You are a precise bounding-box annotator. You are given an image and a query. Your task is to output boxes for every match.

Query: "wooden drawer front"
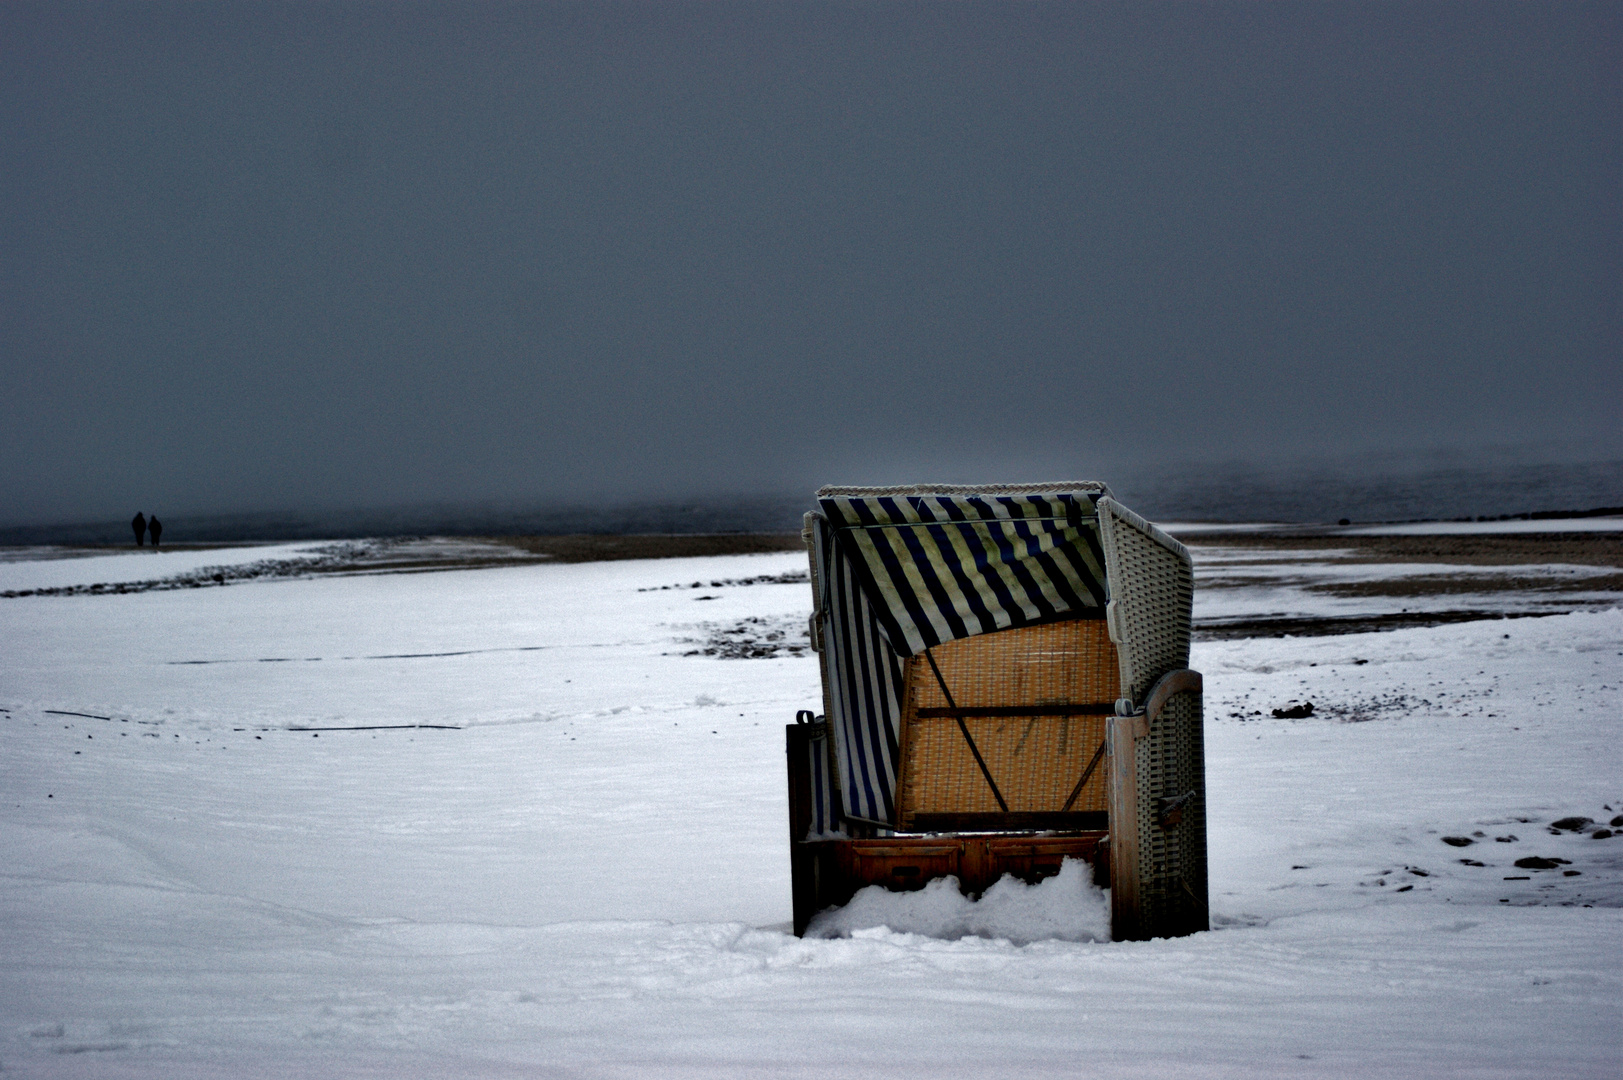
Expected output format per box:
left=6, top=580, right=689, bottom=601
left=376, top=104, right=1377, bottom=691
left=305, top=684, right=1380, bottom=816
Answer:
left=839, top=843, right=961, bottom=892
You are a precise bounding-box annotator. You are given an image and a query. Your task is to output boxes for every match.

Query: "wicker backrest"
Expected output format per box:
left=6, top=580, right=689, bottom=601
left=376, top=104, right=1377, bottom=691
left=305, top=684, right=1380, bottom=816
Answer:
left=1097, top=496, right=1194, bottom=703
left=895, top=618, right=1121, bottom=827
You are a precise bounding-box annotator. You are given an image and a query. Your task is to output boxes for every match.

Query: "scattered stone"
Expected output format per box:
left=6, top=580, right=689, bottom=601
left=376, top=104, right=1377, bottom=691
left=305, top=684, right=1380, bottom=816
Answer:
left=1550, top=817, right=1593, bottom=832
left=1611, top=815, right=1623, bottom=827
left=1408, top=868, right=1429, bottom=877
left=1591, top=829, right=1613, bottom=839
left=0, top=539, right=398, bottom=599
left=1395, top=884, right=1413, bottom=892
left=639, top=570, right=808, bottom=593
left=1513, top=857, right=1571, bottom=870
left=1441, top=836, right=1474, bottom=847
left=1495, top=835, right=1518, bottom=842
left=680, top=616, right=812, bottom=659
left=1272, top=702, right=1314, bottom=719
left=1563, top=870, right=1582, bottom=876
left=1459, top=859, right=1486, bottom=867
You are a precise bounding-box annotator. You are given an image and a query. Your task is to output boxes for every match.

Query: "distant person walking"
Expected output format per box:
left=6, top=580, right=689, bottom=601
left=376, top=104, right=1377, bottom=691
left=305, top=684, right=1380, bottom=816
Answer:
left=148, top=516, right=162, bottom=548
left=132, top=512, right=147, bottom=547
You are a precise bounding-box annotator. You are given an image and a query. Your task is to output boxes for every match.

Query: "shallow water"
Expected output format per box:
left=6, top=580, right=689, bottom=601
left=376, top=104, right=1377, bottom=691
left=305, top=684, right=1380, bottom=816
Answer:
left=3, top=457, right=1619, bottom=545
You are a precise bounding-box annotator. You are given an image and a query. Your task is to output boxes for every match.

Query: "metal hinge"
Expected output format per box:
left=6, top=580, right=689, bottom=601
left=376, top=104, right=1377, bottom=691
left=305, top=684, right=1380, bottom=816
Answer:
left=1158, top=789, right=1198, bottom=829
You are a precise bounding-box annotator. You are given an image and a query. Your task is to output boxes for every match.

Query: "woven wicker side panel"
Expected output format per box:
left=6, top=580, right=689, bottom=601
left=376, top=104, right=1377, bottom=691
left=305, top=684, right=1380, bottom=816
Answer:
left=1101, top=506, right=1193, bottom=703
left=898, top=620, right=1118, bottom=822
left=1134, top=690, right=1208, bottom=936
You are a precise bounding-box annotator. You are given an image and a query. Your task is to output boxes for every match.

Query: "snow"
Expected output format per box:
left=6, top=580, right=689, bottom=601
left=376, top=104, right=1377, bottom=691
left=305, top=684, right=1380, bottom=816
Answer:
left=1, top=546, right=1619, bottom=1077
left=807, top=858, right=1112, bottom=944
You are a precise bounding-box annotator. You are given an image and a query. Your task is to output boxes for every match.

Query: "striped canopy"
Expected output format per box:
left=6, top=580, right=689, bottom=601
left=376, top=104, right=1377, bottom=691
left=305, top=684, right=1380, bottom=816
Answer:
left=817, top=484, right=1113, bottom=658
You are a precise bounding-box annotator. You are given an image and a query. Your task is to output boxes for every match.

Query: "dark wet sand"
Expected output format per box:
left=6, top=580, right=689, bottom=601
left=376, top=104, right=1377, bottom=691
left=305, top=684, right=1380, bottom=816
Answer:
left=1181, top=530, right=1622, bottom=638
left=504, top=528, right=1623, bottom=567
left=9, top=532, right=1618, bottom=642
left=1176, top=530, right=1623, bottom=569
left=513, top=531, right=1622, bottom=639
left=510, top=529, right=1623, bottom=568
left=28, top=528, right=1618, bottom=568
left=499, top=533, right=805, bottom=562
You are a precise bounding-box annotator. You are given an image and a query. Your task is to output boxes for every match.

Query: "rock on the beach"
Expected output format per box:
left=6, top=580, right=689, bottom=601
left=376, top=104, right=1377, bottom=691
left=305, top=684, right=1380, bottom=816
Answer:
left=1550, top=817, right=1593, bottom=831
left=1513, top=856, right=1571, bottom=870
left=1442, top=836, right=1474, bottom=847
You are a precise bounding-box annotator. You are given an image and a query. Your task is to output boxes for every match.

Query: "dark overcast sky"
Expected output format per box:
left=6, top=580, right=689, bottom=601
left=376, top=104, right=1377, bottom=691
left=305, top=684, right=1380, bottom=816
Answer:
left=2, top=1, right=1618, bottom=524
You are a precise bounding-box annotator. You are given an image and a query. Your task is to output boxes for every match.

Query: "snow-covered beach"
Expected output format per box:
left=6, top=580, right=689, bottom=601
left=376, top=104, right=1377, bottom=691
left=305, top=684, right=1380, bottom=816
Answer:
left=2, top=530, right=1619, bottom=1078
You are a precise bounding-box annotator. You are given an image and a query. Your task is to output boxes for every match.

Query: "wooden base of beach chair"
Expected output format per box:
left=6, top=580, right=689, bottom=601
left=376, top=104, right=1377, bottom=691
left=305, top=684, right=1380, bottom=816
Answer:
left=789, top=833, right=1109, bottom=938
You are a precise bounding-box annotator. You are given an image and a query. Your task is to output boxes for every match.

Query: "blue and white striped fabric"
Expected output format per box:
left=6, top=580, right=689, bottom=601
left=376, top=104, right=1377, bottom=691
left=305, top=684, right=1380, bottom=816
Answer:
left=813, top=515, right=904, bottom=826
left=805, top=726, right=840, bottom=838
left=818, top=488, right=1111, bottom=658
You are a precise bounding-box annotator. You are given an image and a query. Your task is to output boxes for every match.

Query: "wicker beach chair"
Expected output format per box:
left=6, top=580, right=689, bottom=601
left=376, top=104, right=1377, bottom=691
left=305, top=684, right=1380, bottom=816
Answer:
left=786, top=483, right=1206, bottom=941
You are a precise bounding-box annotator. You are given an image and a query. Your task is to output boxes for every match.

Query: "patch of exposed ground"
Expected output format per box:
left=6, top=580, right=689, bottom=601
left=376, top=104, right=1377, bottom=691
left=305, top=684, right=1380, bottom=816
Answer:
left=1195, top=611, right=1546, bottom=640
left=674, top=616, right=812, bottom=659
left=1181, top=531, right=1623, bottom=569
left=638, top=570, right=808, bottom=593
left=0, top=543, right=275, bottom=564
left=501, top=533, right=803, bottom=562
left=1186, top=531, right=1623, bottom=638
left=2, top=534, right=807, bottom=598
left=1310, top=571, right=1623, bottom=598
left=0, top=538, right=550, bottom=598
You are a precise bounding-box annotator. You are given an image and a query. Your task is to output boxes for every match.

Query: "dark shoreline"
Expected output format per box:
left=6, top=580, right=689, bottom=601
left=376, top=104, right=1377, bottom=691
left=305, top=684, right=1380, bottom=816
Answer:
left=499, top=533, right=805, bottom=562
left=5, top=533, right=1620, bottom=645
left=1176, top=530, right=1623, bottom=568
left=3, top=456, right=1617, bottom=548
left=1192, top=610, right=1548, bottom=641
left=12, top=526, right=1622, bottom=564
left=0, top=534, right=810, bottom=600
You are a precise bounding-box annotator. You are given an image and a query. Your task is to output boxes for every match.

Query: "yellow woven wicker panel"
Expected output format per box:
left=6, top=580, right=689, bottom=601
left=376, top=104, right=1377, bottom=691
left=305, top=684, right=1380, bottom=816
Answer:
left=898, top=619, right=1120, bottom=821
